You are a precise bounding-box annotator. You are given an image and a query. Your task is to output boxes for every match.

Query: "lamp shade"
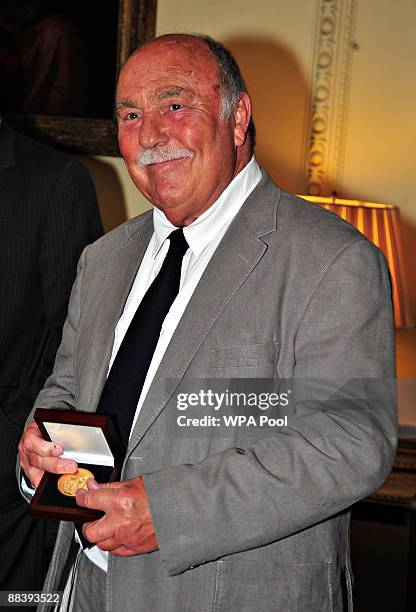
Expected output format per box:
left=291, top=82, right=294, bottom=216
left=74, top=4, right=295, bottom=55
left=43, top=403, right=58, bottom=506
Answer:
left=299, top=196, right=413, bottom=328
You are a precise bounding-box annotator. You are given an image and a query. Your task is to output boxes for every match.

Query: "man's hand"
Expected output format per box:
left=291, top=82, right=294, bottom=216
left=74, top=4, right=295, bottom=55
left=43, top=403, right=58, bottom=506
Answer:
left=18, top=420, right=78, bottom=487
left=76, top=476, right=158, bottom=556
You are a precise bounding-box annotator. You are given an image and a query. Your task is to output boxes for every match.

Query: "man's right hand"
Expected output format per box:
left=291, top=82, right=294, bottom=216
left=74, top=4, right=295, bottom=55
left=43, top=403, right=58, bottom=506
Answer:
left=18, top=420, right=78, bottom=488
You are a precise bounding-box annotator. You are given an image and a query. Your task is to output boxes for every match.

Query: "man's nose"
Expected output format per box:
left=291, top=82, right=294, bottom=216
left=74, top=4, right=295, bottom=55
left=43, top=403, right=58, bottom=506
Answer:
left=139, top=111, right=168, bottom=149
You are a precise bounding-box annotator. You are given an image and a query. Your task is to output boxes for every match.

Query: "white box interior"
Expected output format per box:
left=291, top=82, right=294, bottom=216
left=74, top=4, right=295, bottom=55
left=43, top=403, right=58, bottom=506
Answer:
left=44, top=422, right=114, bottom=466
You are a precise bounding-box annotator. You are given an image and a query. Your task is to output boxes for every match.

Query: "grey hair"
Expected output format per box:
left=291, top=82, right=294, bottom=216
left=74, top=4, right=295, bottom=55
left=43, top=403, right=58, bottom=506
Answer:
left=194, top=34, right=256, bottom=148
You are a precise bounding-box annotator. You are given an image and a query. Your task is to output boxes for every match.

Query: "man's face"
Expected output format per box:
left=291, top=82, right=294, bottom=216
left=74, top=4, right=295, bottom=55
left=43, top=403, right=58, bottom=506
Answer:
left=116, top=36, right=250, bottom=226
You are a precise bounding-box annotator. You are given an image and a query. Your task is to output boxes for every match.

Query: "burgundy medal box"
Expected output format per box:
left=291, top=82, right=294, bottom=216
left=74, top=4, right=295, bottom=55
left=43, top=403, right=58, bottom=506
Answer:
left=28, top=408, right=124, bottom=522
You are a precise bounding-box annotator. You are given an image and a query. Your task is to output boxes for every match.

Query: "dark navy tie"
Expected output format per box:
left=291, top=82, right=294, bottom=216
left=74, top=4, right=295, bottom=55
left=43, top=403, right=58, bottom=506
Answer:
left=96, top=229, right=189, bottom=448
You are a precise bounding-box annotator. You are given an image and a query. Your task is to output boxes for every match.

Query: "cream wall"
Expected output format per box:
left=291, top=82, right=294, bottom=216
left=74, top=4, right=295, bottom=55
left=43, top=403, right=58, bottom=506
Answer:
left=342, top=0, right=416, bottom=324
left=78, top=0, right=416, bottom=376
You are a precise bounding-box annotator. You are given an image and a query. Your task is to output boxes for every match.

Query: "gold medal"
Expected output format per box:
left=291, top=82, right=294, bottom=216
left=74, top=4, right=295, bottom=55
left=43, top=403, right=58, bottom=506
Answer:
left=57, top=468, right=95, bottom=497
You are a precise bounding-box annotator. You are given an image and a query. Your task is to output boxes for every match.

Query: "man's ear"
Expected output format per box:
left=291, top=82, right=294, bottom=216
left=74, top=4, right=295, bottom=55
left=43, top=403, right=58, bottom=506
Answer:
left=233, top=93, right=252, bottom=147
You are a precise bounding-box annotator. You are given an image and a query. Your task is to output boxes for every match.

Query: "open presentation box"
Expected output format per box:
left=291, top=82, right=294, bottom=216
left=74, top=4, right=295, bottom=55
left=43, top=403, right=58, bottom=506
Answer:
left=28, top=408, right=124, bottom=522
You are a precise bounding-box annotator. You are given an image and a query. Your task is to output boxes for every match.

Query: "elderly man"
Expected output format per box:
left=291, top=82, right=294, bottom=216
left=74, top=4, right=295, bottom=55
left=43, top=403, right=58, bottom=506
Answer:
left=19, top=34, right=396, bottom=611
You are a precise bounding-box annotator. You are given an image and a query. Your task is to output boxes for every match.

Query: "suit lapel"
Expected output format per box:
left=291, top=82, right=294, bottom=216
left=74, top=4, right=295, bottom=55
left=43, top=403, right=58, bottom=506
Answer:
left=127, top=173, right=281, bottom=452
left=85, top=214, right=154, bottom=410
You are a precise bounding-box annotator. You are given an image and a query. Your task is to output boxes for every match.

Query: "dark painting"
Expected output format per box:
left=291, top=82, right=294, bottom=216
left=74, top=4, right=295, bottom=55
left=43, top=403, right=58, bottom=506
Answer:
left=0, top=0, right=156, bottom=154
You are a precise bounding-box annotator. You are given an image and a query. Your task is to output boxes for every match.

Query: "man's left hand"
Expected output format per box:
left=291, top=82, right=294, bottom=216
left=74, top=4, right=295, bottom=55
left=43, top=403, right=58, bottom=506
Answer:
left=76, top=476, right=158, bottom=556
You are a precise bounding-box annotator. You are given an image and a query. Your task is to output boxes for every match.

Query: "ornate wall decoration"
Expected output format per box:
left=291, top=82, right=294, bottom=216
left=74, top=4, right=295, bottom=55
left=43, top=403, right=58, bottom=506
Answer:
left=303, top=0, right=358, bottom=196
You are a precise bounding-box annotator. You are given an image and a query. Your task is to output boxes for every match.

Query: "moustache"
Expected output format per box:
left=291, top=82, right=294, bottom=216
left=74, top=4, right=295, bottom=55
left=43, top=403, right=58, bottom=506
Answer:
left=138, top=146, right=193, bottom=167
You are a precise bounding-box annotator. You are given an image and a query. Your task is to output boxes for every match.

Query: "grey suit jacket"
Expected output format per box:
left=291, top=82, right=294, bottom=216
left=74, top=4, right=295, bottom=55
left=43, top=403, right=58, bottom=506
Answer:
left=34, top=172, right=397, bottom=611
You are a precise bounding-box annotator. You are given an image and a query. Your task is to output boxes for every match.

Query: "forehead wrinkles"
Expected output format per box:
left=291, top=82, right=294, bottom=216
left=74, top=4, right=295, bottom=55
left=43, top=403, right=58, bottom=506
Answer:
left=119, top=41, right=221, bottom=99
left=118, top=71, right=220, bottom=111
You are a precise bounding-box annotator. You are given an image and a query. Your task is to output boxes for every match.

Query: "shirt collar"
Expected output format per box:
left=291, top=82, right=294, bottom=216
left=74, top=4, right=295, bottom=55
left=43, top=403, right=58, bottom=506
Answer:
left=152, top=156, right=262, bottom=257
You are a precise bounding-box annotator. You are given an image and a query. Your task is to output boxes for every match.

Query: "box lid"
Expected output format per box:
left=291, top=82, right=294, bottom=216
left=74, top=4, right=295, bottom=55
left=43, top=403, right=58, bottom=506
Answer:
left=34, top=408, right=124, bottom=466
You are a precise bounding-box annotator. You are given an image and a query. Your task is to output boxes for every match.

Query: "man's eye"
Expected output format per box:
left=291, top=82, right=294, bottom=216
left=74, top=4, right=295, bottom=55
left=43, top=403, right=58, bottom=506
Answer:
left=169, top=103, right=183, bottom=111
left=124, top=111, right=140, bottom=121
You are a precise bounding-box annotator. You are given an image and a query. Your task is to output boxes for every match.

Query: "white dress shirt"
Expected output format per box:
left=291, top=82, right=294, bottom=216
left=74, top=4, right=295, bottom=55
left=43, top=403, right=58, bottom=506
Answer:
left=84, top=157, right=262, bottom=570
